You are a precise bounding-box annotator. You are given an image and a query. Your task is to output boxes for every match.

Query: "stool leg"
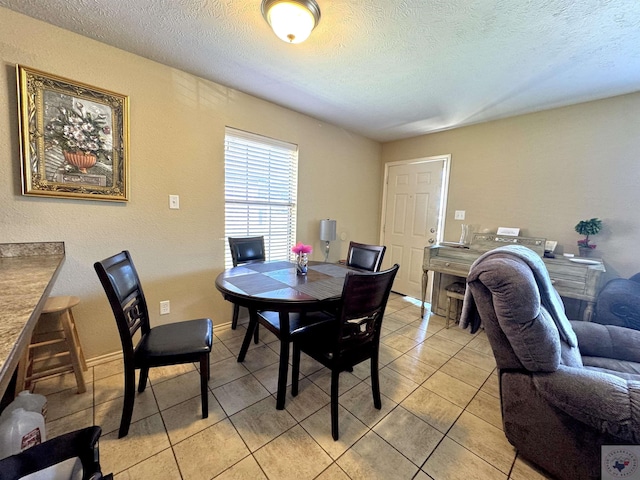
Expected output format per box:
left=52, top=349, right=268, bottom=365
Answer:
left=446, top=297, right=452, bottom=329
left=67, top=309, right=88, bottom=371
left=60, top=310, right=86, bottom=394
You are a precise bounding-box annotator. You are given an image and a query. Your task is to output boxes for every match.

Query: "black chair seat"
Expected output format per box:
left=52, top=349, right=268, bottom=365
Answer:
left=136, top=318, right=212, bottom=364
left=257, top=310, right=335, bottom=337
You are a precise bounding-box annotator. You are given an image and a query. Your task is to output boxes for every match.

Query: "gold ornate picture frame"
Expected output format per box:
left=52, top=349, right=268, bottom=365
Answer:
left=17, top=65, right=129, bottom=201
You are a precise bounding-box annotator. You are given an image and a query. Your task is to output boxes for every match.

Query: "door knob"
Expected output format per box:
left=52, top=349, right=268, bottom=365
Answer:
left=428, top=238, right=435, bottom=244
left=430, top=228, right=436, bottom=233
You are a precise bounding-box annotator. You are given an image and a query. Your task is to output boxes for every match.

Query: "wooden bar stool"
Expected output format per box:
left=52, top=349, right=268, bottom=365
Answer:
left=16, top=296, right=87, bottom=395
left=444, top=282, right=466, bottom=329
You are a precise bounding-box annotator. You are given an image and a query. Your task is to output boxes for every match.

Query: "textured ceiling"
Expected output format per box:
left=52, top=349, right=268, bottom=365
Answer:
left=3, top=0, right=640, bottom=141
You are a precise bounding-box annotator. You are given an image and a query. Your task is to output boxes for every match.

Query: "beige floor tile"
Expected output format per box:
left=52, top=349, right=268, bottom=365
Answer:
left=338, top=382, right=396, bottom=428
left=465, top=390, right=503, bottom=430
left=253, top=362, right=291, bottom=394
left=95, top=387, right=159, bottom=435
left=373, top=406, right=443, bottom=467
left=382, top=317, right=408, bottom=332
left=386, top=354, right=436, bottom=385
left=380, top=332, right=420, bottom=354
left=466, top=334, right=494, bottom=356
left=447, top=411, right=515, bottom=474
left=481, top=371, right=500, bottom=398
left=394, top=324, right=433, bottom=343
left=297, top=352, right=325, bottom=376
left=314, top=463, right=351, bottom=480
left=239, top=344, right=280, bottom=372
left=173, top=419, right=250, bottom=480
left=434, top=325, right=477, bottom=346
left=46, top=407, right=93, bottom=438
left=114, top=448, right=181, bottom=480
left=221, top=330, right=268, bottom=354
left=301, top=404, right=368, bottom=460
left=406, top=343, right=451, bottom=369
left=44, top=384, right=94, bottom=421
left=230, top=396, right=297, bottom=451
left=401, top=386, right=462, bottom=433
left=366, top=367, right=420, bottom=404
left=209, top=356, right=251, bottom=389
left=308, top=368, right=361, bottom=396
left=33, top=369, right=94, bottom=396
left=152, top=370, right=203, bottom=411
left=94, top=359, right=124, bottom=380
left=454, top=346, right=496, bottom=372
left=213, top=373, right=271, bottom=416
left=439, top=357, right=492, bottom=389
left=213, top=456, right=268, bottom=480
left=254, top=425, right=332, bottom=480
left=94, top=372, right=125, bottom=406
left=510, top=454, right=556, bottom=480
left=423, top=335, right=464, bottom=356
left=422, top=436, right=507, bottom=480
left=284, top=378, right=330, bottom=422
left=337, top=430, right=419, bottom=480
left=148, top=363, right=196, bottom=385
left=378, top=344, right=404, bottom=366
left=162, top=391, right=226, bottom=444
left=351, top=360, right=372, bottom=380
left=214, top=324, right=250, bottom=342
left=423, top=371, right=478, bottom=408
left=100, top=414, right=171, bottom=475
left=209, top=340, right=234, bottom=364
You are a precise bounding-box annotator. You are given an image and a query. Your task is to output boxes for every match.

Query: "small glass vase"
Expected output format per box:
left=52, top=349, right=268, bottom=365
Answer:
left=296, top=253, right=308, bottom=275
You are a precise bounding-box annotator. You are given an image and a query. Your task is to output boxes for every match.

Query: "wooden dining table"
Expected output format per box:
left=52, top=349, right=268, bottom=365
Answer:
left=215, top=260, right=355, bottom=409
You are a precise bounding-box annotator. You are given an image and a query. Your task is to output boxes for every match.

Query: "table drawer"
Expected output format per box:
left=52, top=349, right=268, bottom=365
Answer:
left=550, top=276, right=586, bottom=296
left=428, top=258, right=470, bottom=275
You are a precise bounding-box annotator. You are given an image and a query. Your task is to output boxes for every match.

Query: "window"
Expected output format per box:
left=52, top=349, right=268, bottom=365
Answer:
left=224, top=127, right=298, bottom=268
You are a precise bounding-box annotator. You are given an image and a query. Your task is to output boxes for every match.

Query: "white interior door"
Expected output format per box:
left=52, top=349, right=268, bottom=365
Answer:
left=381, top=157, right=448, bottom=298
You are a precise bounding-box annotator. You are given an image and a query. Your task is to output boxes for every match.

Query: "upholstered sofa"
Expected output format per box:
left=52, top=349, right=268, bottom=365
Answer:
left=461, top=245, right=640, bottom=480
left=595, top=272, right=640, bottom=330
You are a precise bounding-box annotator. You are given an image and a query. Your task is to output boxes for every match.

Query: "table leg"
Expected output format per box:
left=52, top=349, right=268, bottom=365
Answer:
left=275, top=310, right=291, bottom=410
left=583, top=301, right=595, bottom=322
left=421, top=270, right=429, bottom=317
left=237, top=309, right=258, bottom=362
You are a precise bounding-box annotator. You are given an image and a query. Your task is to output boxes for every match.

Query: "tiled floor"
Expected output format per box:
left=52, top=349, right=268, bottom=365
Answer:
left=34, top=294, right=555, bottom=479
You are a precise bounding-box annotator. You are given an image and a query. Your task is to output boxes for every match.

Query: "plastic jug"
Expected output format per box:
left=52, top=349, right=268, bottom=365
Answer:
left=1, top=390, right=47, bottom=420
left=0, top=408, right=46, bottom=459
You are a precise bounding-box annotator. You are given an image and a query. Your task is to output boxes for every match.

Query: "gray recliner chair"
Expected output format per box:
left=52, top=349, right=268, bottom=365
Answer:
left=461, top=245, right=640, bottom=480
left=595, top=272, right=640, bottom=330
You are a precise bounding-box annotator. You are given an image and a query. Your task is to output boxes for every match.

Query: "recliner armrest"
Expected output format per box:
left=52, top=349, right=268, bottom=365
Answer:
left=570, top=320, right=640, bottom=363
left=534, top=366, right=640, bottom=443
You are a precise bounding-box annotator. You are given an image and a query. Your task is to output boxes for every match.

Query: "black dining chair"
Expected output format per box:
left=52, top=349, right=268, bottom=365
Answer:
left=291, top=264, right=399, bottom=440
left=0, top=426, right=112, bottom=479
left=94, top=250, right=212, bottom=438
left=228, top=236, right=266, bottom=330
left=346, top=241, right=386, bottom=272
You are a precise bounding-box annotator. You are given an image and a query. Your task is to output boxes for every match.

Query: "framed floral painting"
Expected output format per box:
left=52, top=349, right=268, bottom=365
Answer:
left=17, top=65, right=130, bottom=201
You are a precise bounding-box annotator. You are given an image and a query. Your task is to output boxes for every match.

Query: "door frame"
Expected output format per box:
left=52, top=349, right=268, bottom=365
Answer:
left=379, top=154, right=452, bottom=300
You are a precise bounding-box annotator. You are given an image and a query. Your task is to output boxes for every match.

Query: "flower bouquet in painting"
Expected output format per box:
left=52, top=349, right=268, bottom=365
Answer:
left=292, top=243, right=312, bottom=275
left=45, top=101, right=111, bottom=174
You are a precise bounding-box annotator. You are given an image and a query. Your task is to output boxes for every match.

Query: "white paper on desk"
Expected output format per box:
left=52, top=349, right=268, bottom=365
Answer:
left=496, top=227, right=520, bottom=236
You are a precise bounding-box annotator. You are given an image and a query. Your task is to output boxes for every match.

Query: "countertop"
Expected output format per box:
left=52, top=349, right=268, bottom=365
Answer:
left=0, top=242, right=65, bottom=396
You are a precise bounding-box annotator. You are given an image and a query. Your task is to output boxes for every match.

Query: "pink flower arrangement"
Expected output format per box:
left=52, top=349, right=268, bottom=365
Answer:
left=292, top=242, right=312, bottom=255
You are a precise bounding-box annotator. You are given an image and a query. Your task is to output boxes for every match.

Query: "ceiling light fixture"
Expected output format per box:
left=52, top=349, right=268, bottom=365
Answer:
left=261, top=0, right=321, bottom=44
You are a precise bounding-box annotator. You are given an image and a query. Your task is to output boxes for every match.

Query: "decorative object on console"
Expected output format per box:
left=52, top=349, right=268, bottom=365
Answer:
left=575, top=218, right=602, bottom=256
left=261, top=0, right=321, bottom=44
left=17, top=65, right=129, bottom=202
left=292, top=242, right=312, bottom=275
left=319, top=219, right=337, bottom=262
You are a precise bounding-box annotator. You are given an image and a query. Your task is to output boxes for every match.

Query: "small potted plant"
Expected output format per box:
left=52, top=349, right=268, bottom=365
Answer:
left=575, top=218, right=602, bottom=256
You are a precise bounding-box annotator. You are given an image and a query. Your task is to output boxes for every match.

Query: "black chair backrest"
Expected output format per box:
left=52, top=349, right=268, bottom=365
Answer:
left=229, top=236, right=266, bottom=267
left=336, top=264, right=399, bottom=352
left=346, top=241, right=386, bottom=272
left=94, top=250, right=150, bottom=361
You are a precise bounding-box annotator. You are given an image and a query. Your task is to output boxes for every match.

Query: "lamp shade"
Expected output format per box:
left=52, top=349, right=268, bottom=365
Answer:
left=261, top=0, right=321, bottom=44
left=320, top=219, right=337, bottom=241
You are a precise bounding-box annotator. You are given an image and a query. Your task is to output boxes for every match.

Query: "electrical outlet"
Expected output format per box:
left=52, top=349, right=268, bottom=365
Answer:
left=169, top=195, right=180, bottom=209
left=160, top=300, right=170, bottom=315
left=454, top=210, right=466, bottom=220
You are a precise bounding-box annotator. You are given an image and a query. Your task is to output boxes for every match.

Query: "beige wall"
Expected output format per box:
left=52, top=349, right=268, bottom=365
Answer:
left=0, top=8, right=382, bottom=359
left=382, top=92, right=640, bottom=280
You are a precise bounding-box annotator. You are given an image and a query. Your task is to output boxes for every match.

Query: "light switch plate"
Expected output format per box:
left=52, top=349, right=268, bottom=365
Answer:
left=454, top=210, right=465, bottom=220
left=169, top=195, right=179, bottom=209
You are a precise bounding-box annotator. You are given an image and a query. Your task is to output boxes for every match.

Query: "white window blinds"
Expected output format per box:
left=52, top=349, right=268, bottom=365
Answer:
left=224, top=127, right=298, bottom=268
